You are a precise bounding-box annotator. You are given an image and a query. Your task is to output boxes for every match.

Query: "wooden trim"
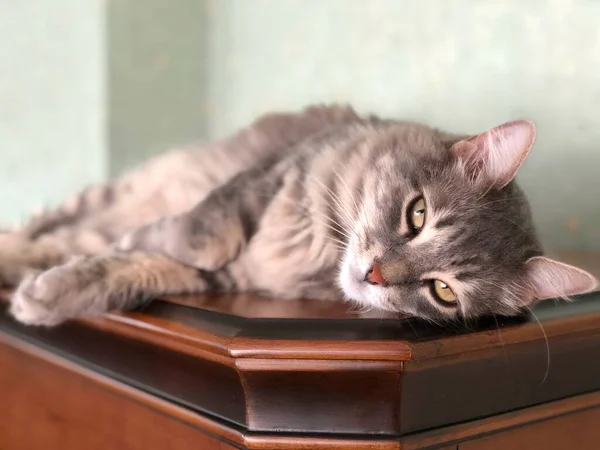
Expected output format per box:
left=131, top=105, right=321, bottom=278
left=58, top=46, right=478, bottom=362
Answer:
left=82, top=313, right=412, bottom=363
left=1, top=332, right=404, bottom=449
left=235, top=358, right=403, bottom=372
left=5, top=290, right=600, bottom=368
left=82, top=312, right=236, bottom=367
left=4, top=290, right=600, bottom=437
left=409, top=309, right=600, bottom=362
left=400, top=391, right=600, bottom=449
left=82, top=302, right=600, bottom=367
left=236, top=357, right=404, bottom=434
left=6, top=324, right=600, bottom=449
left=0, top=330, right=246, bottom=447
left=243, top=436, right=402, bottom=449
left=230, top=338, right=411, bottom=361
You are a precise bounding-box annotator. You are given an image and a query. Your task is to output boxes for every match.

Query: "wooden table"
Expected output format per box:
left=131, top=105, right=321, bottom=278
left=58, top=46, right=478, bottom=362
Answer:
left=2, top=287, right=600, bottom=449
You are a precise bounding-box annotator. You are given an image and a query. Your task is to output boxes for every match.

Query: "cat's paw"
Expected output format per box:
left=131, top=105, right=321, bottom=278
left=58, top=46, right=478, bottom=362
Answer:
left=9, top=259, right=88, bottom=326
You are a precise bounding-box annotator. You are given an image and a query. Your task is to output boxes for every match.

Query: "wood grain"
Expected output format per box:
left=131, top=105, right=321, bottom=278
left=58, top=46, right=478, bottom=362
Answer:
left=229, top=338, right=411, bottom=360
left=400, top=391, right=600, bottom=449
left=0, top=333, right=242, bottom=450
left=3, top=288, right=600, bottom=437
left=237, top=358, right=403, bottom=434
left=5, top=329, right=600, bottom=449
left=461, top=407, right=600, bottom=450
left=0, top=333, right=405, bottom=450
left=243, top=436, right=402, bottom=449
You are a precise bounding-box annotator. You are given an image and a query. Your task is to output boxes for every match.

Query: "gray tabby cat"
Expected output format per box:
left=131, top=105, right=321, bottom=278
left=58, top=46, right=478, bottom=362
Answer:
left=4, top=104, right=597, bottom=326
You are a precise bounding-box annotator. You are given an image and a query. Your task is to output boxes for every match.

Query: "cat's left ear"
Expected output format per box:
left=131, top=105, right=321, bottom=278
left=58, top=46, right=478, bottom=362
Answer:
left=450, top=120, right=536, bottom=188
left=524, top=256, right=598, bottom=302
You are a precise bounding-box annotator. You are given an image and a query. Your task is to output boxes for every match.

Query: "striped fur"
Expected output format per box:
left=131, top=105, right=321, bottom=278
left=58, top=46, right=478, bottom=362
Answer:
left=6, top=105, right=596, bottom=326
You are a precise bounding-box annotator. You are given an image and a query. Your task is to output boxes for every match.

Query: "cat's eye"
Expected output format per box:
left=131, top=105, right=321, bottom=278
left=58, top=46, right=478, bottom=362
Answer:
left=432, top=280, right=457, bottom=304
left=408, top=197, right=426, bottom=232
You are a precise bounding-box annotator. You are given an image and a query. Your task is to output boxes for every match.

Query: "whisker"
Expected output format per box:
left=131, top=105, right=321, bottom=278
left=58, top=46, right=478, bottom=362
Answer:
left=524, top=304, right=551, bottom=385
left=405, top=316, right=420, bottom=338
left=330, top=165, right=371, bottom=234
left=332, top=167, right=362, bottom=220
left=476, top=278, right=550, bottom=385
left=477, top=209, right=529, bottom=233
left=256, top=191, right=354, bottom=241
left=326, top=236, right=348, bottom=248
left=347, top=300, right=374, bottom=315
left=478, top=196, right=524, bottom=208
left=307, top=174, right=356, bottom=228
left=314, top=218, right=353, bottom=240
left=492, top=313, right=509, bottom=366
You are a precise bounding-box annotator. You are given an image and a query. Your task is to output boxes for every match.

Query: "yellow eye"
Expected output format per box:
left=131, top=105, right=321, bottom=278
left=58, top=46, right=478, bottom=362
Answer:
left=433, top=280, right=457, bottom=303
left=409, top=197, right=426, bottom=231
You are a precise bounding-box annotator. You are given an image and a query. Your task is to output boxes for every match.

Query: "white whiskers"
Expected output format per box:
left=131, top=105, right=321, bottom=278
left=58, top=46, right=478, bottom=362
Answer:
left=523, top=304, right=551, bottom=385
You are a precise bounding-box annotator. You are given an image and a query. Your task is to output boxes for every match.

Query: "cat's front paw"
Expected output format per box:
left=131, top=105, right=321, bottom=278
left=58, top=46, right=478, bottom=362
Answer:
left=10, top=262, right=84, bottom=326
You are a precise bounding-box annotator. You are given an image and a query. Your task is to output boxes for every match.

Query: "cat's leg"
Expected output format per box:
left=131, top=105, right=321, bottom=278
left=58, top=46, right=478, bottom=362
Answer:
left=115, top=160, right=293, bottom=272
left=0, top=228, right=109, bottom=287
left=9, top=251, right=224, bottom=326
left=114, top=208, right=244, bottom=272
left=0, top=150, right=211, bottom=286
left=19, top=182, right=123, bottom=240
left=0, top=148, right=241, bottom=287
left=13, top=150, right=209, bottom=242
left=9, top=163, right=291, bottom=324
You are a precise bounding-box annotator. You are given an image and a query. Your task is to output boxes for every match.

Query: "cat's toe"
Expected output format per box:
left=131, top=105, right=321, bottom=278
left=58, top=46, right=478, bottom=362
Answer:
left=10, top=275, right=57, bottom=325
left=9, top=268, right=74, bottom=326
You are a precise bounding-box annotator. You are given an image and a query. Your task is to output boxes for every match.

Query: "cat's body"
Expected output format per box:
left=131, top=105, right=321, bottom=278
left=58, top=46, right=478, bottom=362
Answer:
left=4, top=104, right=596, bottom=326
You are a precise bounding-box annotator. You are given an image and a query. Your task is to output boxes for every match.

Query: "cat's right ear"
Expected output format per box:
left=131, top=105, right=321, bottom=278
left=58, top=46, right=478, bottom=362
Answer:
left=524, top=256, right=598, bottom=303
left=450, top=120, right=536, bottom=188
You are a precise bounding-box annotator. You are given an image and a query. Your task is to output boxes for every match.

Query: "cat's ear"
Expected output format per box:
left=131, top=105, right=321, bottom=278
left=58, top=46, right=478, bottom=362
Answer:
left=524, top=256, right=598, bottom=302
left=450, top=120, right=536, bottom=188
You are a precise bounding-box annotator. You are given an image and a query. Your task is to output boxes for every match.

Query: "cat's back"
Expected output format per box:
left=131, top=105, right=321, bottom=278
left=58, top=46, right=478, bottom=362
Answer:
left=127, top=104, right=365, bottom=193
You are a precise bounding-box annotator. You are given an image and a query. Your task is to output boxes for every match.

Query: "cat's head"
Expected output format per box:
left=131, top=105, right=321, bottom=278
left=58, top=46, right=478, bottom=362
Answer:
left=339, top=120, right=597, bottom=321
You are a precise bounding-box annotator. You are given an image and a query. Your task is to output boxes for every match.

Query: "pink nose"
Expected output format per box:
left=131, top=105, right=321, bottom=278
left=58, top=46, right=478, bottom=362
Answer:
left=365, top=263, right=387, bottom=286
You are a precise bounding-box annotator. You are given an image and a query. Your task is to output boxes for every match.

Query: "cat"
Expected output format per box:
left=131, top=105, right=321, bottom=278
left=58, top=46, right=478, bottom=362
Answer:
left=3, top=104, right=597, bottom=327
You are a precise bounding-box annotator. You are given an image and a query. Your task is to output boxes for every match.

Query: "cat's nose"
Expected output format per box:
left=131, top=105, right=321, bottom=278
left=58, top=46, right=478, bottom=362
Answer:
left=365, top=263, right=387, bottom=286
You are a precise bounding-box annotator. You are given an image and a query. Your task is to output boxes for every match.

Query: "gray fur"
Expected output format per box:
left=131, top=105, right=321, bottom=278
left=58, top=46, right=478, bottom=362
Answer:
left=4, top=104, right=596, bottom=326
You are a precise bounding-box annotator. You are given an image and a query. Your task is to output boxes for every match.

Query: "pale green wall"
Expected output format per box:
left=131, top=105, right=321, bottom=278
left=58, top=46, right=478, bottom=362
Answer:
left=203, top=0, right=600, bottom=251
left=108, top=0, right=206, bottom=174
left=1, top=0, right=598, bottom=251
left=0, top=1, right=106, bottom=224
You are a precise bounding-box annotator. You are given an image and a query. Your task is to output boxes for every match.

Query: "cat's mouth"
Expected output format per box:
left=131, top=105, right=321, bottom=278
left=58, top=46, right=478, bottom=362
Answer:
left=339, top=255, right=383, bottom=308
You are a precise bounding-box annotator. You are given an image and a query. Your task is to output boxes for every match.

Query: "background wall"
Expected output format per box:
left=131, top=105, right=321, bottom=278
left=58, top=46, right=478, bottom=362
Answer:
left=0, top=0, right=598, bottom=251
left=0, top=0, right=105, bottom=224
left=108, top=0, right=205, bottom=174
